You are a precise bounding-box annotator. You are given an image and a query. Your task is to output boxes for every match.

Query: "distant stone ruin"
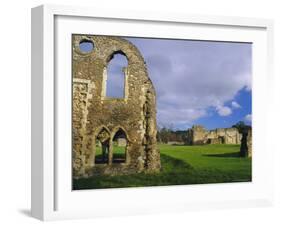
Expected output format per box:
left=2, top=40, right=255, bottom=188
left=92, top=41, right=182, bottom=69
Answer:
left=186, top=125, right=241, bottom=145
left=72, top=35, right=161, bottom=178
left=116, top=138, right=127, bottom=147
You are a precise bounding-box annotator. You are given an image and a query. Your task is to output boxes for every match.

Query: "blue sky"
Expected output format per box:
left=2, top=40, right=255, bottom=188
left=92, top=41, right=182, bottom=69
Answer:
left=126, top=37, right=252, bottom=130
left=194, top=88, right=252, bottom=130
left=80, top=37, right=252, bottom=130
left=106, top=54, right=127, bottom=98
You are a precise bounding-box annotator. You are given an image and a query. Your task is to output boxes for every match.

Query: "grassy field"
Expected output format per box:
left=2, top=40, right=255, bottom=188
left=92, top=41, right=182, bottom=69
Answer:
left=73, top=144, right=251, bottom=190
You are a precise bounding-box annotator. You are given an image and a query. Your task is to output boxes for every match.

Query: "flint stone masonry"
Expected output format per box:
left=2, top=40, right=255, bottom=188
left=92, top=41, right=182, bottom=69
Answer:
left=186, top=125, right=242, bottom=145
left=72, top=35, right=161, bottom=178
left=247, top=129, right=252, bottom=157
left=240, top=128, right=252, bottom=157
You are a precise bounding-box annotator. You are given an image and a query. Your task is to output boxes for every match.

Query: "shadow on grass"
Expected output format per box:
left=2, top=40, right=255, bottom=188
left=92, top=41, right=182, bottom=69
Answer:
left=73, top=154, right=192, bottom=190
left=171, top=144, right=191, bottom=146
left=73, top=153, right=250, bottom=190
left=203, top=152, right=241, bottom=158
left=95, top=154, right=126, bottom=164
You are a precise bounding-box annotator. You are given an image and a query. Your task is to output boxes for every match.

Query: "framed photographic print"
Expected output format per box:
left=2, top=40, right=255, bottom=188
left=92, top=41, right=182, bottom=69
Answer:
left=31, top=4, right=274, bottom=221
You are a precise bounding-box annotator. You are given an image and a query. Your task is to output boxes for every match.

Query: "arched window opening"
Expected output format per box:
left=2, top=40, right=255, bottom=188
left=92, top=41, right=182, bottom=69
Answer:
left=95, top=128, right=110, bottom=164
left=106, top=53, right=128, bottom=98
left=112, top=129, right=127, bottom=163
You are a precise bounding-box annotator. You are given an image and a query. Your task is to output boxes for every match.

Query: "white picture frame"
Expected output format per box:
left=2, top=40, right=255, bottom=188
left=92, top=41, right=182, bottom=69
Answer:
left=31, top=4, right=274, bottom=221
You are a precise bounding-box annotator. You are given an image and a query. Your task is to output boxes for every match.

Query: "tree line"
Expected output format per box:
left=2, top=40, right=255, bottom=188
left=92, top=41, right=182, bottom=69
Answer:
left=157, top=121, right=251, bottom=144
left=156, top=127, right=187, bottom=143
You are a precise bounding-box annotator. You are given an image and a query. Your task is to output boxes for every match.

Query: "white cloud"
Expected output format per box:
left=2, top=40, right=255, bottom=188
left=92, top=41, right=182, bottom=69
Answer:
left=216, top=105, right=232, bottom=116
left=128, top=38, right=252, bottom=129
left=244, top=114, right=252, bottom=122
left=231, top=101, right=241, bottom=109
left=157, top=105, right=207, bottom=129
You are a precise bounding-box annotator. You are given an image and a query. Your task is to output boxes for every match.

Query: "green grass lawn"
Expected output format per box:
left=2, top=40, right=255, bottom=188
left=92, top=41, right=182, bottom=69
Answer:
left=73, top=144, right=251, bottom=190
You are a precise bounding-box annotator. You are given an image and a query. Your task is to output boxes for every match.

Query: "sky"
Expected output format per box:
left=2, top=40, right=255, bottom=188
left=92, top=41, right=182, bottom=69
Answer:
left=80, top=37, right=252, bottom=130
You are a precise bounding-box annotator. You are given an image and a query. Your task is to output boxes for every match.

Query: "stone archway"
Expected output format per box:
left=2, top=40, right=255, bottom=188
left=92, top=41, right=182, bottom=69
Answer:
left=94, top=126, right=111, bottom=165
left=72, top=35, right=161, bottom=178
left=111, top=127, right=129, bottom=164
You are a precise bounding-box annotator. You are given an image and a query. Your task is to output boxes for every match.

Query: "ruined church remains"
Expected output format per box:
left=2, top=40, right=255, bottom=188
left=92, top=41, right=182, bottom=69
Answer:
left=72, top=35, right=160, bottom=178
left=71, top=34, right=252, bottom=180
left=186, top=125, right=242, bottom=145
left=186, top=124, right=252, bottom=157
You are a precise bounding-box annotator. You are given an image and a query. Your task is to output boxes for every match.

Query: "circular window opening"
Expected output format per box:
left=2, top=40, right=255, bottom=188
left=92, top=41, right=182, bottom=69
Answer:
left=79, top=39, right=94, bottom=53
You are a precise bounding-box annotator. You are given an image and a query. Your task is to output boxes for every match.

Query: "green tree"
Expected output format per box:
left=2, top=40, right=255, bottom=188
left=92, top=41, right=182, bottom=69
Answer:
left=232, top=121, right=251, bottom=134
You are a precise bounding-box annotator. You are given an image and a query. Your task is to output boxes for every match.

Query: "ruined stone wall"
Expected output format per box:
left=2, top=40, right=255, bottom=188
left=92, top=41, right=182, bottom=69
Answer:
left=207, top=127, right=242, bottom=144
left=240, top=128, right=252, bottom=157
left=116, top=138, right=127, bottom=147
left=247, top=129, right=252, bottom=157
left=186, top=125, right=241, bottom=145
left=190, top=125, right=207, bottom=145
left=72, top=35, right=160, bottom=178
